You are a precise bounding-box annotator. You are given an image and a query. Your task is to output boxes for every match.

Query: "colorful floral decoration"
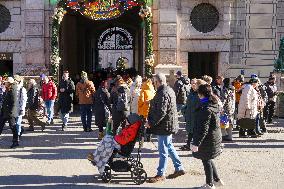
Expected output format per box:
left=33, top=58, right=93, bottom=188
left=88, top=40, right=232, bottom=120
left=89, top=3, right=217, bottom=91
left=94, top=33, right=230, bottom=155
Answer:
left=145, top=54, right=155, bottom=67
left=66, top=0, right=140, bottom=20
left=138, top=5, right=152, bottom=18
left=51, top=0, right=154, bottom=79
left=141, top=2, right=154, bottom=78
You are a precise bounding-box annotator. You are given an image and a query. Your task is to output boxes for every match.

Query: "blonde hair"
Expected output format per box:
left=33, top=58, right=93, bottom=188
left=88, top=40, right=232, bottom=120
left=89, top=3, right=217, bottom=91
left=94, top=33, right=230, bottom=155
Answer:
left=202, top=75, right=213, bottom=85
left=196, top=79, right=207, bottom=87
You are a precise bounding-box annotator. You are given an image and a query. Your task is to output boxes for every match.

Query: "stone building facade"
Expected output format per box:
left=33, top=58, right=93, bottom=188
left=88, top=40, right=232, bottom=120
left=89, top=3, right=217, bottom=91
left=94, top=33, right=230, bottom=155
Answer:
left=0, top=0, right=283, bottom=80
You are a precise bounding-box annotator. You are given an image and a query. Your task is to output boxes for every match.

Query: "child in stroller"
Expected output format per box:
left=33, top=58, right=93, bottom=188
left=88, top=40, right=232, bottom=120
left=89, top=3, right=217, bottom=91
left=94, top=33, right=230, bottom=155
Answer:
left=88, top=113, right=147, bottom=185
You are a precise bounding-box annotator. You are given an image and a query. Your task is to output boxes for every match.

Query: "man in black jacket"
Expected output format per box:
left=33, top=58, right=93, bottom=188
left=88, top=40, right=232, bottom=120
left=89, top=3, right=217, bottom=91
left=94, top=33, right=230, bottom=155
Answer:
left=26, top=79, right=46, bottom=131
left=147, top=73, right=185, bottom=183
left=174, top=71, right=187, bottom=112
left=58, top=71, right=75, bottom=131
left=0, top=77, right=19, bottom=148
left=264, top=76, right=278, bottom=123
left=212, top=76, right=224, bottom=101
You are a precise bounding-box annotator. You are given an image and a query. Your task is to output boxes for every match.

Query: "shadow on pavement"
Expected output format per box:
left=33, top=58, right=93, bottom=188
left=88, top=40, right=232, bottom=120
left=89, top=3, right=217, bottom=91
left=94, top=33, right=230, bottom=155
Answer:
left=0, top=175, right=199, bottom=189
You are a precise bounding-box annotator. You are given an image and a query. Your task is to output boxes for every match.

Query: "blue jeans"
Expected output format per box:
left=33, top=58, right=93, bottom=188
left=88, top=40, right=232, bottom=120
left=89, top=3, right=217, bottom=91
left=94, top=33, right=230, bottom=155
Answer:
left=60, top=111, right=69, bottom=126
left=45, top=100, right=55, bottom=123
left=80, top=104, right=92, bottom=130
left=16, top=116, right=23, bottom=135
left=157, top=135, right=184, bottom=176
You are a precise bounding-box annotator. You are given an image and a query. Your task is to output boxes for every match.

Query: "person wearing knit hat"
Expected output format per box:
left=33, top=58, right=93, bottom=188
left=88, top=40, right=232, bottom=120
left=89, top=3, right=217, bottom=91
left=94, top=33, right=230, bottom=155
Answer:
left=251, top=74, right=258, bottom=79
left=41, top=75, right=57, bottom=125
left=238, top=78, right=260, bottom=138
left=0, top=76, right=19, bottom=148
left=176, top=71, right=182, bottom=77
left=264, top=75, right=278, bottom=124
left=81, top=71, right=88, bottom=80
left=76, top=71, right=96, bottom=132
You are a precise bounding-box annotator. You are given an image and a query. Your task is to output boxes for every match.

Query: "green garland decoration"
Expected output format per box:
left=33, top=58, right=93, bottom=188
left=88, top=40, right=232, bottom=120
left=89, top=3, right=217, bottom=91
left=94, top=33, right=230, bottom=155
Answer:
left=50, top=0, right=66, bottom=84
left=51, top=0, right=154, bottom=80
left=275, top=37, right=284, bottom=72
left=144, top=15, right=153, bottom=78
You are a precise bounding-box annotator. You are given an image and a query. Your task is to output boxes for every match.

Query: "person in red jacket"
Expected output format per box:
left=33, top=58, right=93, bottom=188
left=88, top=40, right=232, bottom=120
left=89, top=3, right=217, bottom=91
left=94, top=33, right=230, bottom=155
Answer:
left=41, top=76, right=57, bottom=125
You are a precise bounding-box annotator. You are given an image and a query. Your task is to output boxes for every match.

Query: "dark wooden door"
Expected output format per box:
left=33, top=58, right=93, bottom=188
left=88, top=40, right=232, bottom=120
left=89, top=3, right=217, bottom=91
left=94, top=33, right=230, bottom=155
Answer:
left=188, top=52, right=218, bottom=79
left=0, top=60, right=13, bottom=76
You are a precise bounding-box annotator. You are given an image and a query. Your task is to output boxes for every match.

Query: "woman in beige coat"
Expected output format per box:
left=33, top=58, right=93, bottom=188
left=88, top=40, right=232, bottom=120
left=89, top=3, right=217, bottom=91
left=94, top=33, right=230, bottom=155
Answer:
left=237, top=79, right=259, bottom=137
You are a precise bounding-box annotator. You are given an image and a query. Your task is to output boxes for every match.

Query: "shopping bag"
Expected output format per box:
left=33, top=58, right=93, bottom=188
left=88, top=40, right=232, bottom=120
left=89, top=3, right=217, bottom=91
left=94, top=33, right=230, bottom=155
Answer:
left=220, top=113, right=229, bottom=129
left=237, top=118, right=256, bottom=130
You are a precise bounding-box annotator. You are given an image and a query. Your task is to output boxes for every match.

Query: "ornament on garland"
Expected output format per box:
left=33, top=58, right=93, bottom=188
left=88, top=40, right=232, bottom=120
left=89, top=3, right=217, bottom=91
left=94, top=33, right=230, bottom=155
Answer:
left=145, top=54, right=155, bottom=67
left=116, top=57, right=128, bottom=70
left=66, top=0, right=140, bottom=20
left=139, top=6, right=152, bottom=19
left=52, top=7, right=67, bottom=24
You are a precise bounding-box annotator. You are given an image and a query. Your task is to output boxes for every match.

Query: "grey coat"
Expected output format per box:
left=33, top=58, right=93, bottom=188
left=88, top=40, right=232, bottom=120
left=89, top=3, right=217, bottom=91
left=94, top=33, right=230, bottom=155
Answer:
left=148, top=84, right=179, bottom=135
left=110, top=85, right=130, bottom=123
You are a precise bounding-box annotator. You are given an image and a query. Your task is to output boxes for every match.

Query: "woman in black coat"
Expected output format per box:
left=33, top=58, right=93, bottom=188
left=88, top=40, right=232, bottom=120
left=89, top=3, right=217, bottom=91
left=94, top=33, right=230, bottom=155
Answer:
left=190, top=84, right=223, bottom=189
left=94, top=80, right=111, bottom=139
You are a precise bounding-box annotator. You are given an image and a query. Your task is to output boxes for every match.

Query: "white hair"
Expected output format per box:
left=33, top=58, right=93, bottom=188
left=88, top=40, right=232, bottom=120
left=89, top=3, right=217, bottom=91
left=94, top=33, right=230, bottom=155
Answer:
left=29, top=79, right=37, bottom=86
left=155, top=73, right=167, bottom=85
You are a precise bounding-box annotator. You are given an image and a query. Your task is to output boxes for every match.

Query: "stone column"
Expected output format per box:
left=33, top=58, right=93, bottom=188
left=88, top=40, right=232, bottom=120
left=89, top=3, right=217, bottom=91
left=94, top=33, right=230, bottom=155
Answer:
left=155, top=0, right=182, bottom=75
left=22, top=0, right=47, bottom=74
left=0, top=0, right=23, bottom=75
left=243, top=0, right=277, bottom=79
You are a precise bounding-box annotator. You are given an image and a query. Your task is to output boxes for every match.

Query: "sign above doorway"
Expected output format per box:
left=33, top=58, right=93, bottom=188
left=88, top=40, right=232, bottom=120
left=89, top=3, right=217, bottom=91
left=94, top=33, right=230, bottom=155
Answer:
left=66, top=0, right=140, bottom=20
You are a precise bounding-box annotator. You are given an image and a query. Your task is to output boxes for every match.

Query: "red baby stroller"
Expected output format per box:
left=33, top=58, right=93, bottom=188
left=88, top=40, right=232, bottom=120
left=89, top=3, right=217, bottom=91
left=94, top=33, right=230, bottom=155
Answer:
left=91, top=113, right=147, bottom=185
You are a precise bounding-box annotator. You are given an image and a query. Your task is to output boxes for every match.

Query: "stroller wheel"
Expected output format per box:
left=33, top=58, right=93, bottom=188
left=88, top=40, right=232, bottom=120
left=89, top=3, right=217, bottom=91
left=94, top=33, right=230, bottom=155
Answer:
left=101, top=166, right=112, bottom=183
left=136, top=161, right=143, bottom=168
left=131, top=168, right=147, bottom=185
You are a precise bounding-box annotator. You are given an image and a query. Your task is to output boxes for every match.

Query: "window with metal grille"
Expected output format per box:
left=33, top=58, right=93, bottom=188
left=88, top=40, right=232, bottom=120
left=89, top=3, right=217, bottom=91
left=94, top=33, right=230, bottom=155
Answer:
left=190, top=3, right=219, bottom=33
left=0, top=4, right=11, bottom=33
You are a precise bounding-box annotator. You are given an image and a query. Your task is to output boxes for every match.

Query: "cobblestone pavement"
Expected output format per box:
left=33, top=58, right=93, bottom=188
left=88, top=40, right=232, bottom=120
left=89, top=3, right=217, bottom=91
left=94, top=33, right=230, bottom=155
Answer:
left=0, top=114, right=284, bottom=189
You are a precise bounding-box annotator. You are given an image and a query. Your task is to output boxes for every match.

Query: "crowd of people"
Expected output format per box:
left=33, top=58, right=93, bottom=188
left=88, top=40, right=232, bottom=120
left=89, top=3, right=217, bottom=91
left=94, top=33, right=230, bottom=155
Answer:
left=0, top=69, right=280, bottom=189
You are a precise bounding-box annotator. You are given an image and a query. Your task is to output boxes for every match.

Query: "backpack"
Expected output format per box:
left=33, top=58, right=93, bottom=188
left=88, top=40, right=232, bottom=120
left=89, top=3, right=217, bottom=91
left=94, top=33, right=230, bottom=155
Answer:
left=116, top=92, right=129, bottom=112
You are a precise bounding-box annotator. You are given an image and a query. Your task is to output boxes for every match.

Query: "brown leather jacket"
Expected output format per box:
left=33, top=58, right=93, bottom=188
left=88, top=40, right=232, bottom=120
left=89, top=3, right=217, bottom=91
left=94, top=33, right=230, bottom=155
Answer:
left=76, top=80, right=96, bottom=105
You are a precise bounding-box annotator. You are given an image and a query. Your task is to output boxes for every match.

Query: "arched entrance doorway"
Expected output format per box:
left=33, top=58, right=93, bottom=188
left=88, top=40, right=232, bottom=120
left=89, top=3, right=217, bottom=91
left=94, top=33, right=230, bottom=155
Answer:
left=59, top=6, right=144, bottom=79
left=97, top=27, right=134, bottom=69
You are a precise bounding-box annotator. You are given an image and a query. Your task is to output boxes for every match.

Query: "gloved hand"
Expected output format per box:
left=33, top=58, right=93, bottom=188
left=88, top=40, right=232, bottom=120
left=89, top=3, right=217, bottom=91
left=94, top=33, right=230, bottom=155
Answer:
left=190, top=144, right=199, bottom=152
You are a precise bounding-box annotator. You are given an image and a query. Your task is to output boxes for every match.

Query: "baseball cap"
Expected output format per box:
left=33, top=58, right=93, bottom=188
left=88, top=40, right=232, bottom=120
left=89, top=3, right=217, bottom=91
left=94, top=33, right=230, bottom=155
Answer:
left=40, top=73, right=46, bottom=79
left=251, top=74, right=258, bottom=79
